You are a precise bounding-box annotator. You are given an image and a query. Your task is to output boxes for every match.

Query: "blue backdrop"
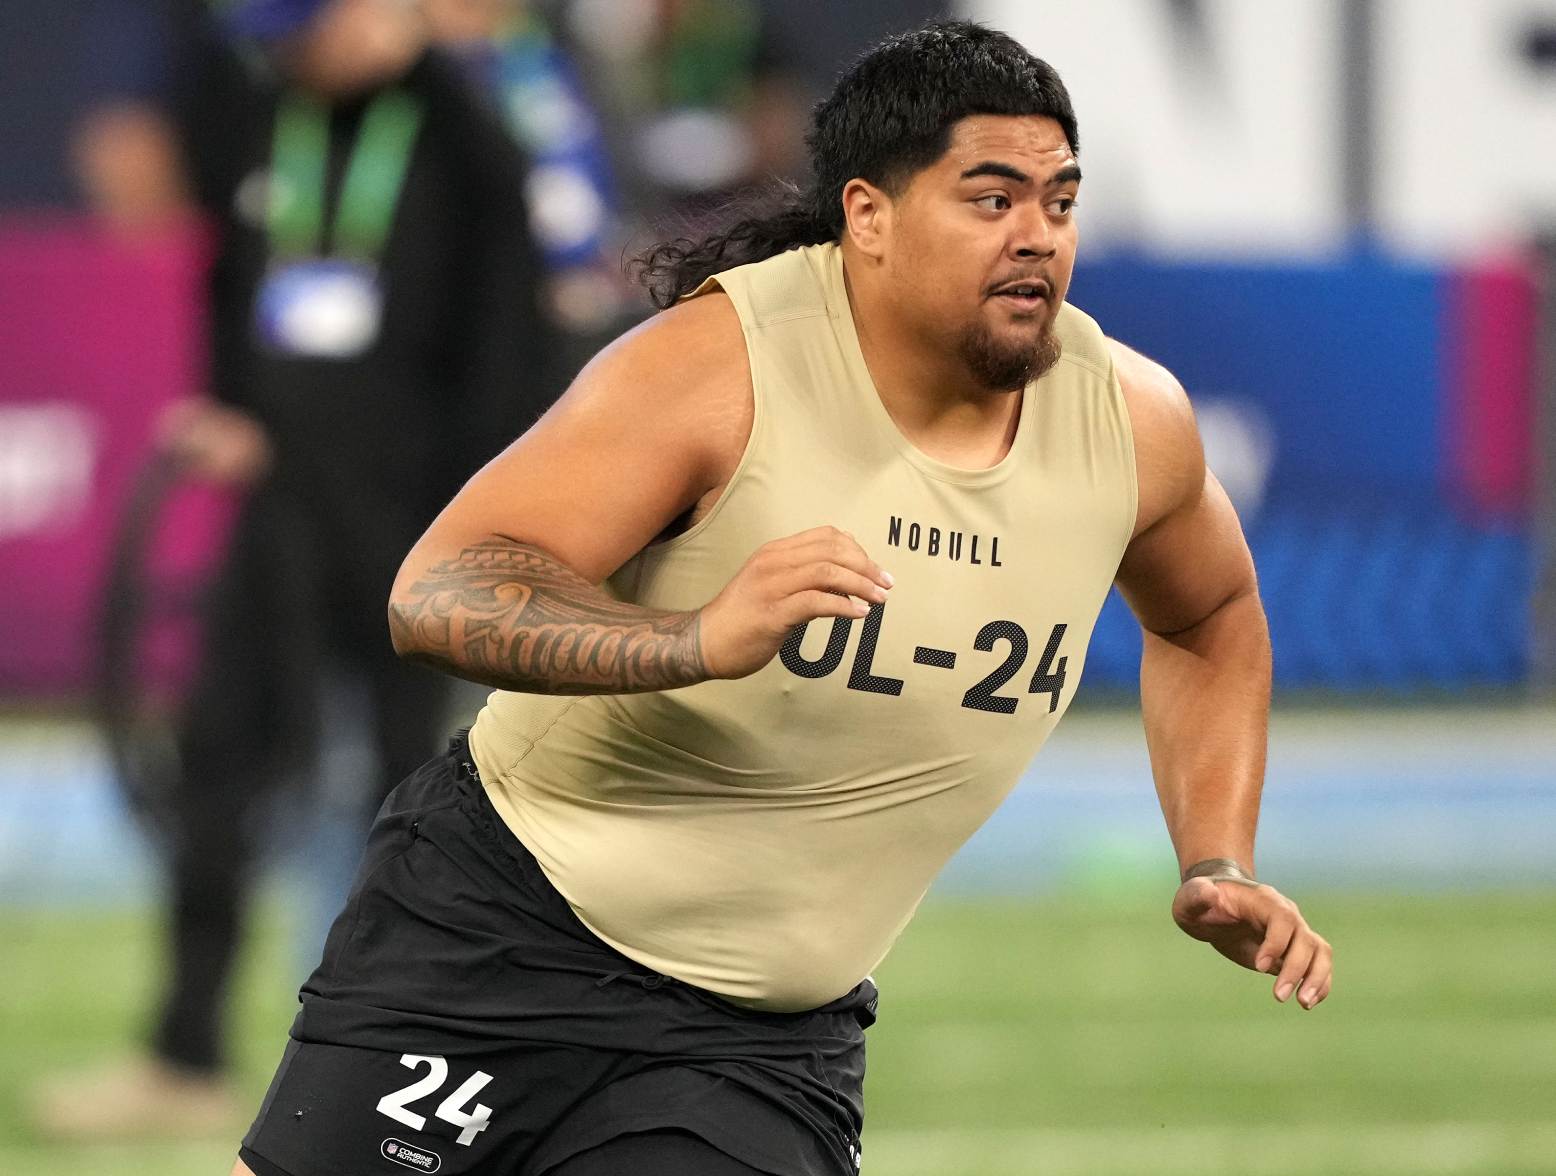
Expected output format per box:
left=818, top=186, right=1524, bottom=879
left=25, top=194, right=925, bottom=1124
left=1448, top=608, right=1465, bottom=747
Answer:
left=1067, top=249, right=1531, bottom=692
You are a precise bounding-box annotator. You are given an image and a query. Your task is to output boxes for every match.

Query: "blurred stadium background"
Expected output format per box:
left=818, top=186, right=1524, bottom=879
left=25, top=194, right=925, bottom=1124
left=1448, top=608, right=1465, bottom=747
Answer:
left=2, top=1, right=1554, bottom=1174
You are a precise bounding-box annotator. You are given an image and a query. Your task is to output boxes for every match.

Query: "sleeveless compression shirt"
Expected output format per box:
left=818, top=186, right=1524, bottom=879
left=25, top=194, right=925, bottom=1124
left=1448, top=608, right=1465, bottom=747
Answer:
left=470, top=242, right=1136, bottom=1010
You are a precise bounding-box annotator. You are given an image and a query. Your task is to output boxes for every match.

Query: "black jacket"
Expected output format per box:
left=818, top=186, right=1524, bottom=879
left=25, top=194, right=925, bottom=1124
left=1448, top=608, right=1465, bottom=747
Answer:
left=179, top=42, right=556, bottom=561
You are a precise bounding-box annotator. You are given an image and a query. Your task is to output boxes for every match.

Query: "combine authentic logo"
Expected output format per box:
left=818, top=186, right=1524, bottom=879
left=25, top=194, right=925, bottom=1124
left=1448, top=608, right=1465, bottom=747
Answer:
left=382, top=1138, right=442, bottom=1172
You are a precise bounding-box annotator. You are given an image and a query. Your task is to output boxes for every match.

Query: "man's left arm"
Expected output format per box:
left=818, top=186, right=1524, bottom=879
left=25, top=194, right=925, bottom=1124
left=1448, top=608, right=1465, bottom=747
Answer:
left=1109, top=339, right=1333, bottom=1011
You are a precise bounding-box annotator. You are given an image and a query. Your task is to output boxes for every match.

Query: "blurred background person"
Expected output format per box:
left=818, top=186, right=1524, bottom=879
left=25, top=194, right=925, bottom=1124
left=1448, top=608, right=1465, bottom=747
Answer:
left=30, top=0, right=560, bottom=1140
left=558, top=0, right=804, bottom=222
left=0, top=0, right=190, bottom=236
left=553, top=0, right=944, bottom=211
left=415, top=0, right=951, bottom=341
left=421, top=0, right=628, bottom=355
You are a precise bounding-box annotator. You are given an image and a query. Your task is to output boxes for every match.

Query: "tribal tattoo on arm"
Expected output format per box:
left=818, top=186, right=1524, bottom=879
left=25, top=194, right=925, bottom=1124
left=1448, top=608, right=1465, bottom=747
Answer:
left=388, top=538, right=707, bottom=693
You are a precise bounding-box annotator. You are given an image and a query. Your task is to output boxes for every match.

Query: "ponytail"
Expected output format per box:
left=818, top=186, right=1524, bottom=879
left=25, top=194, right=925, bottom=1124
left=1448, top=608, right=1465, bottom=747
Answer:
left=630, top=185, right=836, bottom=309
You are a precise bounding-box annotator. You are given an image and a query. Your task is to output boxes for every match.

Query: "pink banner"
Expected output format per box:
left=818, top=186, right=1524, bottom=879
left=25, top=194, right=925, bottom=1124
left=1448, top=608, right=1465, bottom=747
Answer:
left=0, top=215, right=231, bottom=698
left=1443, top=254, right=1540, bottom=517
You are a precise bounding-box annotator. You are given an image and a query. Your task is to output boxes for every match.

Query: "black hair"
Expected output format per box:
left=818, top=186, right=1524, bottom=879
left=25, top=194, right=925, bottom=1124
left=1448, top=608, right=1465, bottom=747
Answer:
left=631, top=20, right=1078, bottom=308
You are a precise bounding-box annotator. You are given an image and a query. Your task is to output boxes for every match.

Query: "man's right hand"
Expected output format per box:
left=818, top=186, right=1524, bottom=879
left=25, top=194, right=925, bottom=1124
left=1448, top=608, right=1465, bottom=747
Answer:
left=157, top=400, right=271, bottom=486
left=697, top=526, right=893, bottom=680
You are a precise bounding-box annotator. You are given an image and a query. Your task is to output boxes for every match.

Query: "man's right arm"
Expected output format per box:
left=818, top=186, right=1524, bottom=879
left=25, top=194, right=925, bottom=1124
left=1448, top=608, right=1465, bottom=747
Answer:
left=388, top=537, right=705, bottom=693
left=387, top=293, right=892, bottom=693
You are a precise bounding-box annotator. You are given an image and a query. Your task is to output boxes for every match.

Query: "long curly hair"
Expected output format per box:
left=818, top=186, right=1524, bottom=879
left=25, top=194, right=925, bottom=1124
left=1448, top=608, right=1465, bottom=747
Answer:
left=630, top=20, right=1079, bottom=309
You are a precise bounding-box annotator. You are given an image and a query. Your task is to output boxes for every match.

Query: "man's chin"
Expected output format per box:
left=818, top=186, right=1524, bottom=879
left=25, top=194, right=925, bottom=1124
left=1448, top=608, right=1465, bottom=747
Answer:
left=957, top=325, right=1063, bottom=392
left=989, top=307, right=1058, bottom=350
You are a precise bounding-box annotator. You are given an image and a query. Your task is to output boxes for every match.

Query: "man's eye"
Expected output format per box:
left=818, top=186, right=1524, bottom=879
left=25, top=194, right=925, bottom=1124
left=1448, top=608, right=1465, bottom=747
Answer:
left=1050, top=197, right=1077, bottom=216
left=974, top=194, right=1011, bottom=211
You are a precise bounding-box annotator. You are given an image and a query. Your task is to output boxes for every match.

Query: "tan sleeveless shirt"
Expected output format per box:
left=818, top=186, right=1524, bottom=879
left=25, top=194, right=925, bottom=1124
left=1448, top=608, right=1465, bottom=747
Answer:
left=470, top=243, right=1136, bottom=1010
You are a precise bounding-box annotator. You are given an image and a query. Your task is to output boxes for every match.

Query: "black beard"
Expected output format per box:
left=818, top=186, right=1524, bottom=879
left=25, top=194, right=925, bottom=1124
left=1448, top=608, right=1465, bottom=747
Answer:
left=956, top=320, right=1063, bottom=392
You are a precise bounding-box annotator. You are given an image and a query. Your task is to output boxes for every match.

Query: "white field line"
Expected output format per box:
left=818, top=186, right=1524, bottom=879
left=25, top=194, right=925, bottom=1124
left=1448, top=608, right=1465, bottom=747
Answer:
left=860, top=1122, right=1556, bottom=1175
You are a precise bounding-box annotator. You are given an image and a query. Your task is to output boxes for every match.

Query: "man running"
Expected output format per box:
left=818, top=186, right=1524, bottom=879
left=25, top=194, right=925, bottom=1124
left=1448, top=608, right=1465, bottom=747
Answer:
left=234, top=20, right=1331, bottom=1176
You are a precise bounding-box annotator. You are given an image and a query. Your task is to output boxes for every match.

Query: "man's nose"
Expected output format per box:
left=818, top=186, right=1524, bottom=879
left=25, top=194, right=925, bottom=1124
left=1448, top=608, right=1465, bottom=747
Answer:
left=1012, top=209, right=1056, bottom=259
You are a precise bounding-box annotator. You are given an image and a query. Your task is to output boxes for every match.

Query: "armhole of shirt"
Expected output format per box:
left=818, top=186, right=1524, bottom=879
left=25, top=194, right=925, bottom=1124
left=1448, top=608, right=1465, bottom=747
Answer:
left=634, top=278, right=768, bottom=557
left=1054, top=340, right=1141, bottom=551
left=1104, top=347, right=1141, bottom=550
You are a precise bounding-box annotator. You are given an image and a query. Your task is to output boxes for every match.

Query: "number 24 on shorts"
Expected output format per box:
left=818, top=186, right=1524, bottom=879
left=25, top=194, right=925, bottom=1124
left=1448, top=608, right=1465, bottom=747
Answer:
left=377, top=1054, right=495, bottom=1146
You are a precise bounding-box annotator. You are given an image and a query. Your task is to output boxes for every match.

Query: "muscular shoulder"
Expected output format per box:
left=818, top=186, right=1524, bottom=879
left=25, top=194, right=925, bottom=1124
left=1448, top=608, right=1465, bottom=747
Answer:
left=564, top=292, right=753, bottom=488
left=427, top=292, right=753, bottom=583
left=1107, top=338, right=1205, bottom=538
left=607, top=291, right=748, bottom=385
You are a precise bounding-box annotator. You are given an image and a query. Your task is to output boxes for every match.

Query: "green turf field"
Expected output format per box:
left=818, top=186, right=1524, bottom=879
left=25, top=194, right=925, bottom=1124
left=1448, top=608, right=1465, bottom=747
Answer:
left=3, top=890, right=1553, bottom=1175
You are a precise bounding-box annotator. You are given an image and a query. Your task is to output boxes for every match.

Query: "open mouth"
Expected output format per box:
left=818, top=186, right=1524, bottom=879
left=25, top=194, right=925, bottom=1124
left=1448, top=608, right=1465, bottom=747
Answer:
left=988, top=279, right=1051, bottom=312
left=994, top=288, right=1046, bottom=308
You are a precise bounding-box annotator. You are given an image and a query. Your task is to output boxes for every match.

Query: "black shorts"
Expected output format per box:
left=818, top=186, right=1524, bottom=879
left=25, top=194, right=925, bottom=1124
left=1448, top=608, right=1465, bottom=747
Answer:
left=241, top=733, right=875, bottom=1176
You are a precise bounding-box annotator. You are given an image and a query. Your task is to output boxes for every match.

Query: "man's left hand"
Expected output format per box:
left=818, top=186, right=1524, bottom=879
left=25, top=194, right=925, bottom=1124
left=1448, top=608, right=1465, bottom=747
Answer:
left=1172, top=876, right=1333, bottom=1009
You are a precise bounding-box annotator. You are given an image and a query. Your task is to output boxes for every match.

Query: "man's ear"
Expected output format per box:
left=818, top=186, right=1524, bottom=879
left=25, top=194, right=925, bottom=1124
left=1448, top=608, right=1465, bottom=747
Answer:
left=841, top=178, right=893, bottom=259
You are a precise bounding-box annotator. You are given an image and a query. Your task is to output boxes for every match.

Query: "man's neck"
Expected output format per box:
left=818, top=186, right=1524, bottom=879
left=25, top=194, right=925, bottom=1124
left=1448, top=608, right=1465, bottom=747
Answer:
left=841, top=246, right=1023, bottom=470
